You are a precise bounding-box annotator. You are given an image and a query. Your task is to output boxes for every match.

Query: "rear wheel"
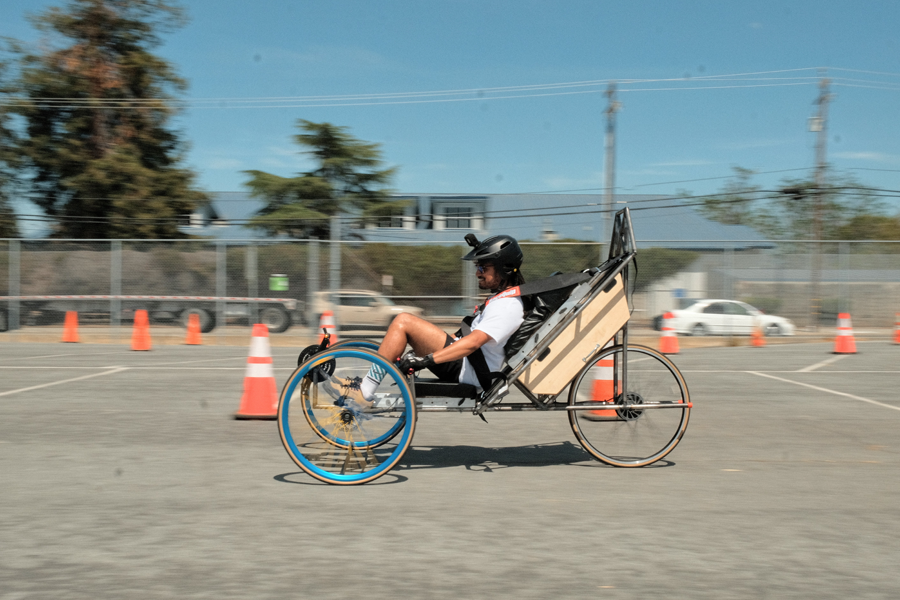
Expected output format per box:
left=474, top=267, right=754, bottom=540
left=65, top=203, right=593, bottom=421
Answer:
left=278, top=347, right=415, bottom=485
left=691, top=323, right=706, bottom=336
left=568, top=344, right=690, bottom=467
left=181, top=308, right=216, bottom=333
left=260, top=306, right=291, bottom=333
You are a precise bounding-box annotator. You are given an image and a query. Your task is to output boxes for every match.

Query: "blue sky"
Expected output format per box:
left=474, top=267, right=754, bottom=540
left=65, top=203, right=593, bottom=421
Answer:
left=3, top=0, right=900, bottom=207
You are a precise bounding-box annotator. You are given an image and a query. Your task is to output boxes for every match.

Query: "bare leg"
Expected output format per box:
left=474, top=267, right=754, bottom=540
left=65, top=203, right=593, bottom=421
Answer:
left=378, top=313, right=449, bottom=362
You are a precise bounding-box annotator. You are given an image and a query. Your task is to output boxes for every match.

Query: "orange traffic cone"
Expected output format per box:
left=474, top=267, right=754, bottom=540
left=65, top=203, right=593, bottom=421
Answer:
left=185, top=313, right=202, bottom=345
left=234, top=323, right=278, bottom=420
left=833, top=312, right=857, bottom=354
left=581, top=357, right=620, bottom=420
left=751, top=324, right=765, bottom=348
left=659, top=312, right=680, bottom=354
left=893, top=313, right=900, bottom=345
left=131, top=309, right=151, bottom=351
left=317, top=310, right=338, bottom=345
left=61, top=311, right=80, bottom=343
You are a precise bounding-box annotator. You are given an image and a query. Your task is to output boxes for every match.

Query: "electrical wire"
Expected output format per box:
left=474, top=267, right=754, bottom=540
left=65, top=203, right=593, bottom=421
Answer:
left=9, top=186, right=900, bottom=228
left=0, top=68, right=842, bottom=110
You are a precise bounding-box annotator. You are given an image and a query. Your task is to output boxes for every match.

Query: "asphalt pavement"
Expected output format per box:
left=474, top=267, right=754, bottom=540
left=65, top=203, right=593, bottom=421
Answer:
left=1, top=341, right=899, bottom=599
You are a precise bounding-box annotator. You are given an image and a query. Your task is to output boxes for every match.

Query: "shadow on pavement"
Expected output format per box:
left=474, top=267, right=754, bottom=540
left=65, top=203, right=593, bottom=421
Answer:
left=398, top=440, right=608, bottom=472
left=272, top=442, right=676, bottom=485
left=273, top=471, right=409, bottom=486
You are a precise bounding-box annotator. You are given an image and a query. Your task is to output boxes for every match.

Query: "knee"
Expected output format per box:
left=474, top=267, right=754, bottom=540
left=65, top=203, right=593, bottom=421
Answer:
left=389, top=312, right=419, bottom=332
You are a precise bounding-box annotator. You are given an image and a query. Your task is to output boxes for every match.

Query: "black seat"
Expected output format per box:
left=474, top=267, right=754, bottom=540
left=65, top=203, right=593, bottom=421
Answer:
left=413, top=378, right=479, bottom=399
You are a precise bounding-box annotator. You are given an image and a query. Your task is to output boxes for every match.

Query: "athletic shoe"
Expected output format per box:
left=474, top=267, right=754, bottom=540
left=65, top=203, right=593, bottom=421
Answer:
left=320, top=374, right=376, bottom=413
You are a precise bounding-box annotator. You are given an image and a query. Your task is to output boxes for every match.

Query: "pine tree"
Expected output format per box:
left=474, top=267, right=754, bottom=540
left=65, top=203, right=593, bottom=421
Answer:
left=8, top=0, right=206, bottom=238
left=245, top=120, right=401, bottom=239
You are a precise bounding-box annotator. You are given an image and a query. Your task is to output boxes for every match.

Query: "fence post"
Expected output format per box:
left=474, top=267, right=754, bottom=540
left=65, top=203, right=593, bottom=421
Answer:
left=216, top=241, right=226, bottom=340
left=462, top=253, right=477, bottom=312
left=725, top=245, right=734, bottom=299
left=329, top=215, right=341, bottom=336
left=8, top=239, right=19, bottom=334
left=308, top=240, right=319, bottom=329
left=246, top=242, right=258, bottom=325
left=111, top=240, right=122, bottom=337
left=840, top=241, right=850, bottom=315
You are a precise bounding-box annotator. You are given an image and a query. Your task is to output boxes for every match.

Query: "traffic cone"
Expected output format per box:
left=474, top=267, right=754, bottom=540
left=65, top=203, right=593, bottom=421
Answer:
left=751, top=324, right=765, bottom=348
left=185, top=313, right=202, bottom=345
left=659, top=312, right=679, bottom=354
left=833, top=313, right=857, bottom=354
left=234, top=323, right=278, bottom=420
left=317, top=310, right=338, bottom=345
left=582, top=357, right=620, bottom=420
left=61, top=311, right=79, bottom=343
left=893, top=313, right=900, bottom=345
left=131, top=309, right=151, bottom=351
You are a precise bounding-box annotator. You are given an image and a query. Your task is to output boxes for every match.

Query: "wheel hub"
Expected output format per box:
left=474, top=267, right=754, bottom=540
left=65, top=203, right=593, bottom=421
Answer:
left=616, top=391, right=644, bottom=420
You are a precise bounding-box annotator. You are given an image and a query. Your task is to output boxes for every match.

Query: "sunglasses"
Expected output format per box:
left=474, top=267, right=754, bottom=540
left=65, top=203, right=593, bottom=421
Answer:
left=475, top=263, right=492, bottom=274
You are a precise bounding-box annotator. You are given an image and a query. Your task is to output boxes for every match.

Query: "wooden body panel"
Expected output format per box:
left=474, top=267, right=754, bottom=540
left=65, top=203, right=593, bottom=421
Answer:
left=518, top=275, right=629, bottom=396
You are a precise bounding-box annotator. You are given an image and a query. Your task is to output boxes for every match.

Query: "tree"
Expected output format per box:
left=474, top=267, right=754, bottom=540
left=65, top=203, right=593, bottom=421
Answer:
left=0, top=60, right=19, bottom=238
left=834, top=214, right=900, bottom=240
left=7, top=0, right=206, bottom=238
left=245, top=120, right=399, bottom=239
left=695, top=166, right=760, bottom=227
left=690, top=167, right=889, bottom=240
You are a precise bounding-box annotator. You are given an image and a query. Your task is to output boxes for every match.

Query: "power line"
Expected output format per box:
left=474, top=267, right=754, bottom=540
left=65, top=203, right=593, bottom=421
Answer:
left=10, top=186, right=900, bottom=228
left=0, top=68, right=838, bottom=110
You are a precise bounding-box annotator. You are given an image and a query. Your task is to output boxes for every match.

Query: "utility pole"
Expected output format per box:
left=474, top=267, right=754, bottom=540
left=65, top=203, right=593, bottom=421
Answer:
left=601, top=81, right=621, bottom=261
left=808, top=75, right=832, bottom=330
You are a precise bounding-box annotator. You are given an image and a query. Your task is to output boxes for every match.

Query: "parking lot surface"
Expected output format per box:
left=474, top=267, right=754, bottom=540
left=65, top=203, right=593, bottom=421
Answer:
left=1, top=341, right=899, bottom=599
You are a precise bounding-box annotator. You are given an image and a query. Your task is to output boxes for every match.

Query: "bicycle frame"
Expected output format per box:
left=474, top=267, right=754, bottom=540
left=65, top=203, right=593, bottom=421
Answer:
left=406, top=207, right=683, bottom=416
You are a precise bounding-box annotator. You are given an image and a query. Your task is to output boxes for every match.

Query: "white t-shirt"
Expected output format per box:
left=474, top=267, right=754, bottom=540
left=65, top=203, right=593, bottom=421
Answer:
left=458, top=295, right=525, bottom=388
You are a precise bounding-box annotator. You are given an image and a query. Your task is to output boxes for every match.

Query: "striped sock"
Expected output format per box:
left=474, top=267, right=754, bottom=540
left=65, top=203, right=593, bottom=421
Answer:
left=360, top=363, right=387, bottom=399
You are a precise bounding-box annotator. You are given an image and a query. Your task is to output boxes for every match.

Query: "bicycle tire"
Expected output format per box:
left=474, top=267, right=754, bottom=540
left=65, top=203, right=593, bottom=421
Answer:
left=568, top=344, right=690, bottom=467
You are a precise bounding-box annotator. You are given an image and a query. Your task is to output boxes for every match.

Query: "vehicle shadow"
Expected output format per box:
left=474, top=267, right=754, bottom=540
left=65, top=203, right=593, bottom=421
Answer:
left=395, top=441, right=674, bottom=472
left=273, top=443, right=675, bottom=485
left=273, top=471, right=409, bottom=486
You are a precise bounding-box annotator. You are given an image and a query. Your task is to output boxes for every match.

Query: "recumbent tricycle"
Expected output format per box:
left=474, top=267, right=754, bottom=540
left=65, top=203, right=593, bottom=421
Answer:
left=277, top=208, right=692, bottom=485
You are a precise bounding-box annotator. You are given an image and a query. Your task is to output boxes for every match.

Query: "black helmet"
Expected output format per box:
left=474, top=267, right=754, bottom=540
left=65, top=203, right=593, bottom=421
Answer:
left=462, top=234, right=523, bottom=277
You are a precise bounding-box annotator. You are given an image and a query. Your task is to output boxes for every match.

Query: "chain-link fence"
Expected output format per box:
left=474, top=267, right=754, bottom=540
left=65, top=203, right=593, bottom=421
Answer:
left=2, top=238, right=899, bottom=340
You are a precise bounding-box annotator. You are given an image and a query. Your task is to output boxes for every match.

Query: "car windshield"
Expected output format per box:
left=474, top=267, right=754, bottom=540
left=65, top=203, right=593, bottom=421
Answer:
left=379, top=295, right=396, bottom=306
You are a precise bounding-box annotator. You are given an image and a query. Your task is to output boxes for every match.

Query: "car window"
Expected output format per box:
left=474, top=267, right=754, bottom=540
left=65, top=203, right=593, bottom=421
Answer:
left=339, top=295, right=376, bottom=307
left=380, top=295, right=395, bottom=306
left=725, top=303, right=749, bottom=316
left=703, top=303, right=725, bottom=315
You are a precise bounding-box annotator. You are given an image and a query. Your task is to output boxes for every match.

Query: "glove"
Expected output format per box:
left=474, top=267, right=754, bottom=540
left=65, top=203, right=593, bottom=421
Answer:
left=397, top=352, right=436, bottom=374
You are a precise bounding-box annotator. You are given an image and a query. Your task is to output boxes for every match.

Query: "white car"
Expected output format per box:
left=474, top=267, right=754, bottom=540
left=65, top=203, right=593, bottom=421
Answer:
left=309, top=290, right=424, bottom=330
left=664, top=299, right=795, bottom=337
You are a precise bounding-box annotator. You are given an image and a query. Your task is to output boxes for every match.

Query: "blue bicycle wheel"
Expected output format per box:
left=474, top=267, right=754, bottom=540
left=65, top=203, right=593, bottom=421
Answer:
left=328, top=339, right=380, bottom=353
left=278, top=348, right=416, bottom=485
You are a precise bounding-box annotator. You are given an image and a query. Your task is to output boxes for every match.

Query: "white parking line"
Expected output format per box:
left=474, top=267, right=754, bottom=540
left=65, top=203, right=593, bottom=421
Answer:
left=0, top=351, right=132, bottom=361
left=0, top=367, right=130, bottom=398
left=797, top=355, right=847, bottom=373
left=748, top=371, right=900, bottom=412
left=137, top=356, right=249, bottom=367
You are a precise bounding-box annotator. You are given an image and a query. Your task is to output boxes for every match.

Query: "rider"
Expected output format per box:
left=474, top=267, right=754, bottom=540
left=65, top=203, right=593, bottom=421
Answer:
left=352, top=234, right=526, bottom=402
